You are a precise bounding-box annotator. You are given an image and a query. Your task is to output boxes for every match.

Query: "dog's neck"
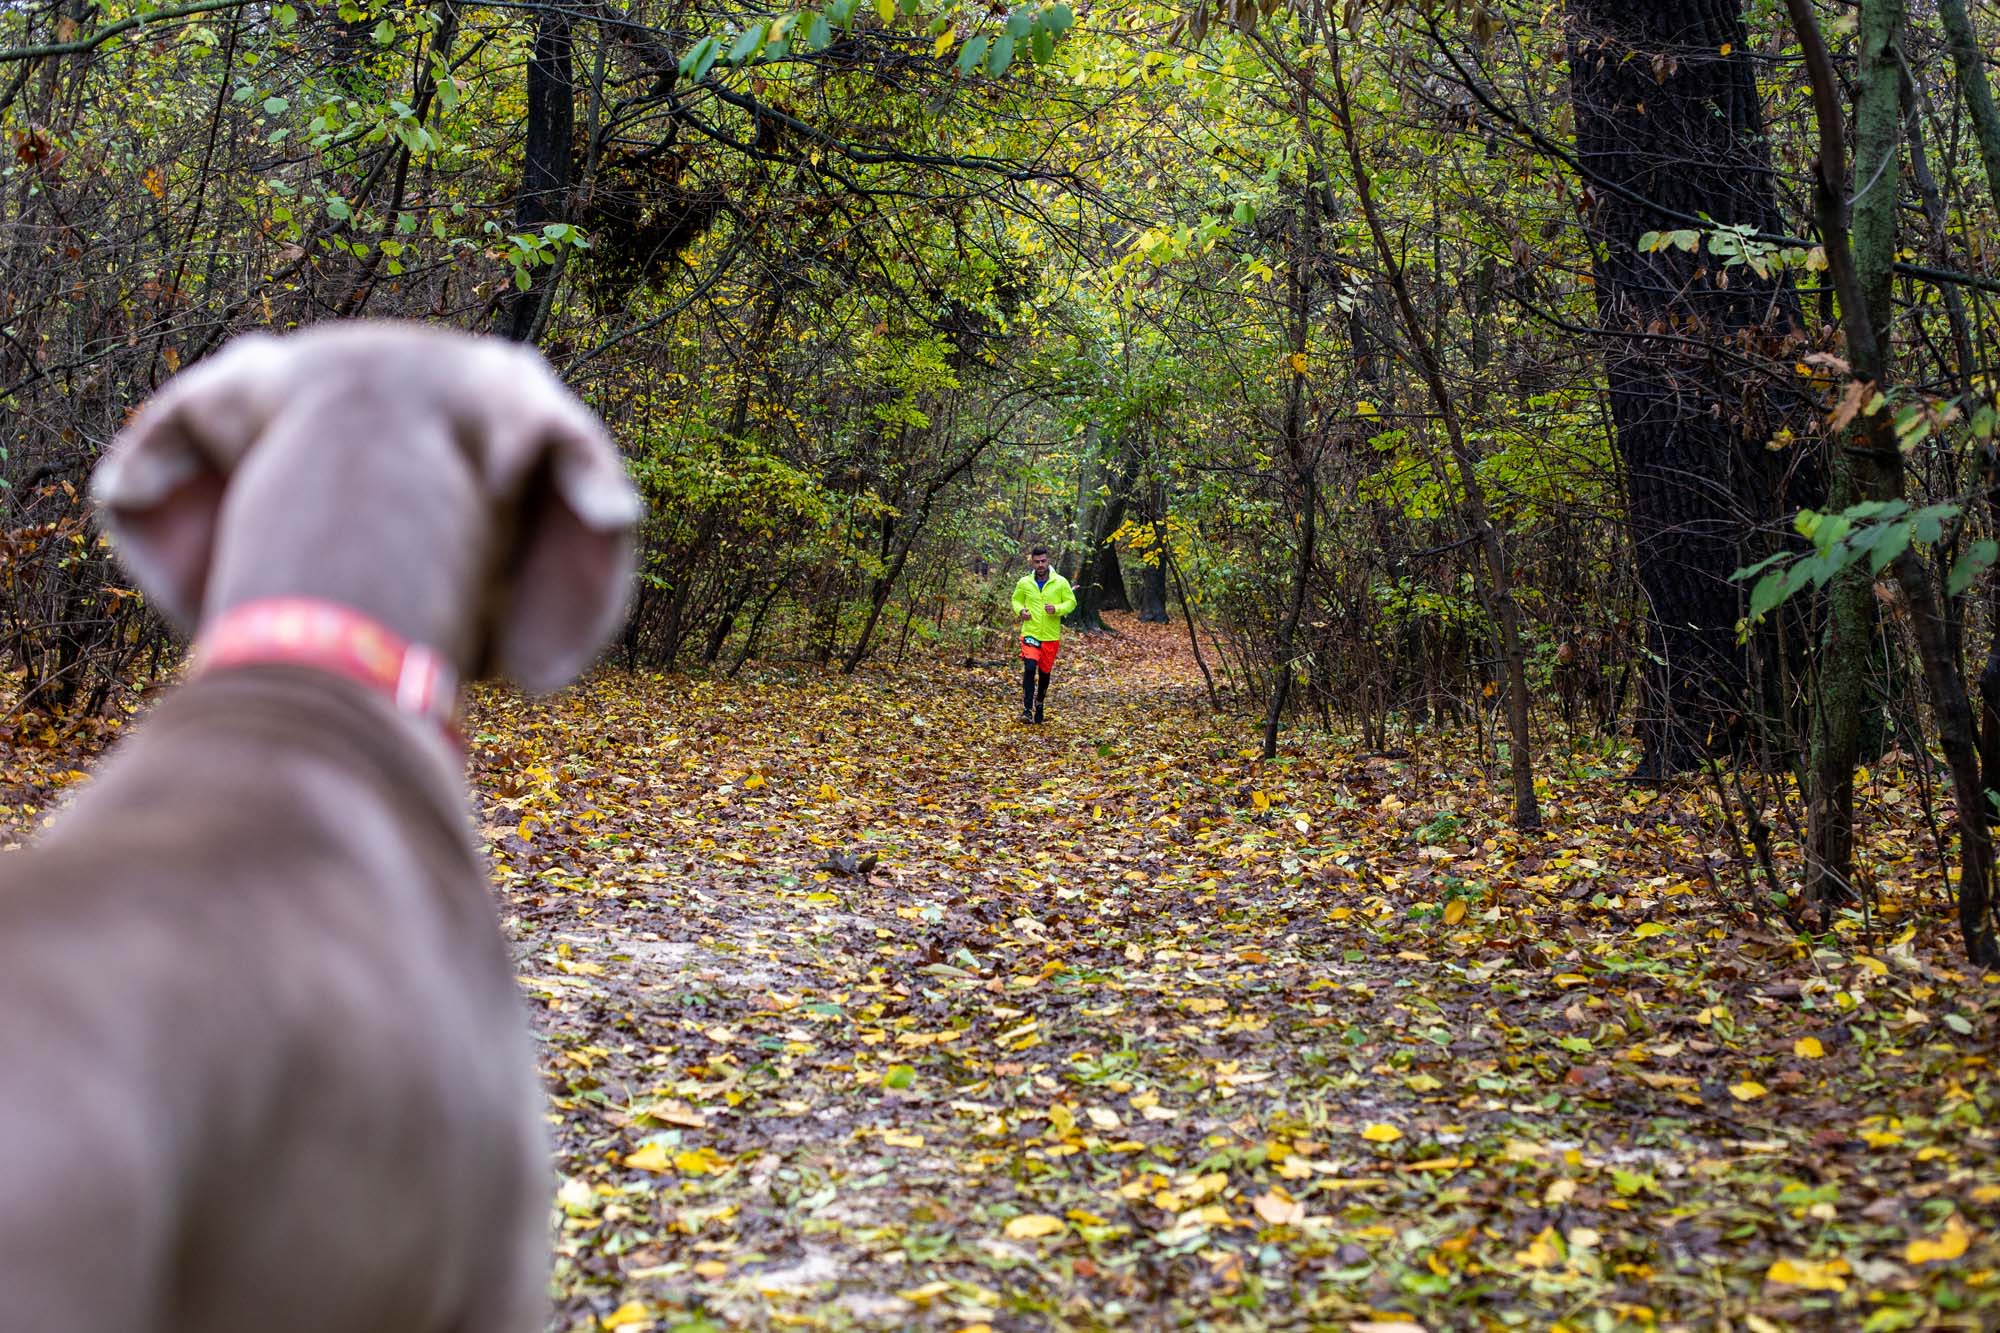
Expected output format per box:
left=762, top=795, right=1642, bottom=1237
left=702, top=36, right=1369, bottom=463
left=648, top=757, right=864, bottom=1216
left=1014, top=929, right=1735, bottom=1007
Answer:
left=199, top=401, right=495, bottom=677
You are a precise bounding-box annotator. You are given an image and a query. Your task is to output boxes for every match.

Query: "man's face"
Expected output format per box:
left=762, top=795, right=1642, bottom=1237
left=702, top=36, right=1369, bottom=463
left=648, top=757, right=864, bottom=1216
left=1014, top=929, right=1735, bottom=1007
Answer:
left=1031, top=552, right=1051, bottom=576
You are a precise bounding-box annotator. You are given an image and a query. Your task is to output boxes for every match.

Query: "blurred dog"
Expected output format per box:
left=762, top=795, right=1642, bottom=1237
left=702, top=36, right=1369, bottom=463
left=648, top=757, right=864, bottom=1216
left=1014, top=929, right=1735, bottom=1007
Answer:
left=0, top=322, right=640, bottom=1331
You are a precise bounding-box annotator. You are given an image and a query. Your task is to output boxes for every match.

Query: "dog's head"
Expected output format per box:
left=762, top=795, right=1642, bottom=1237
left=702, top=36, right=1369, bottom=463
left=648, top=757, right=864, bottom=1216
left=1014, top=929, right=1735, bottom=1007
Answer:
left=91, top=322, right=642, bottom=693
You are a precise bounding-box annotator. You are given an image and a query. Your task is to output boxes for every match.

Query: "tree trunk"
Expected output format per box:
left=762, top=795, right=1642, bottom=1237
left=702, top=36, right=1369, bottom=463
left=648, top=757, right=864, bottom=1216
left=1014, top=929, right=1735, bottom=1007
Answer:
left=1787, top=0, right=1998, bottom=963
left=503, top=3, right=573, bottom=343
left=1934, top=0, right=2000, bottom=832
left=1088, top=448, right=1136, bottom=617
left=1566, top=0, right=1821, bottom=774
left=1068, top=450, right=1117, bottom=635
left=1137, top=490, right=1170, bottom=624
left=1806, top=0, right=1902, bottom=908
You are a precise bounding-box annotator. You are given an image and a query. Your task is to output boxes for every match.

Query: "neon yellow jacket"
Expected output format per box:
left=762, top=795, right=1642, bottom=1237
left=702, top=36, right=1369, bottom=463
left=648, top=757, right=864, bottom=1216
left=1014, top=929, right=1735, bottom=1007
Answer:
left=1012, top=571, right=1077, bottom=642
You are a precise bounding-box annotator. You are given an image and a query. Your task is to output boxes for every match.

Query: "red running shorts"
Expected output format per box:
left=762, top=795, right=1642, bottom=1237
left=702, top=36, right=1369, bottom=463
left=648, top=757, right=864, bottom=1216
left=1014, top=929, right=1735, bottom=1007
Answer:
left=1020, top=636, right=1060, bottom=671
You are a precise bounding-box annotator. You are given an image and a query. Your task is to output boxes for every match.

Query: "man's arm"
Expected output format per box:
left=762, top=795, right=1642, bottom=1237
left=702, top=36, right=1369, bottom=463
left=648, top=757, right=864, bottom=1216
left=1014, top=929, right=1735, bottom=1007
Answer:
left=1012, top=578, right=1031, bottom=620
left=1050, top=577, right=1078, bottom=617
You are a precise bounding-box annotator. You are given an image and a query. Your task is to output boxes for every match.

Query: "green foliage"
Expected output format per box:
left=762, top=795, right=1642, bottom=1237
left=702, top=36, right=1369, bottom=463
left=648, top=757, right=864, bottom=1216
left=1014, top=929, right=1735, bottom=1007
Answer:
left=1734, top=501, right=1998, bottom=634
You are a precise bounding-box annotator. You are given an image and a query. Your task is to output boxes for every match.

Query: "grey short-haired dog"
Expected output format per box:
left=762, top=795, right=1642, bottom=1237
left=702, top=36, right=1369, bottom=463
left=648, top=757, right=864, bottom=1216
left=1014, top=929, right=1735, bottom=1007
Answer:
left=0, top=322, right=640, bottom=1331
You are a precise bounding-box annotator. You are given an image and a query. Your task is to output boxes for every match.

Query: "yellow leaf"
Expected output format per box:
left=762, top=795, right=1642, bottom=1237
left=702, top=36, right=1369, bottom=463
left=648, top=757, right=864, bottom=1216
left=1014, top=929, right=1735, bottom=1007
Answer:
left=898, top=1280, right=952, bottom=1305
left=1287, top=352, right=1308, bottom=375
left=1719, top=42, right=1732, bottom=55
left=673, top=1146, right=729, bottom=1175
left=601, top=1301, right=655, bottom=1329
left=1004, top=1213, right=1067, bottom=1240
left=1355, top=399, right=1378, bottom=418
left=1442, top=899, right=1467, bottom=926
left=817, top=782, right=838, bottom=801
left=932, top=29, right=954, bottom=56
left=1794, top=1036, right=1824, bottom=1059
left=1728, top=1081, right=1768, bottom=1102
left=1361, top=1122, right=1402, bottom=1143
left=743, top=774, right=766, bottom=790
left=1633, top=922, right=1669, bottom=940
left=1906, top=1216, right=1972, bottom=1265
left=623, top=1142, right=672, bottom=1172
left=1553, top=973, right=1590, bottom=988
left=1764, top=1256, right=1850, bottom=1290
left=1861, top=1130, right=1904, bottom=1148
left=1514, top=1226, right=1561, bottom=1270
left=1401, top=1155, right=1468, bottom=1172
left=882, top=1130, right=925, bottom=1148
left=1251, top=790, right=1271, bottom=811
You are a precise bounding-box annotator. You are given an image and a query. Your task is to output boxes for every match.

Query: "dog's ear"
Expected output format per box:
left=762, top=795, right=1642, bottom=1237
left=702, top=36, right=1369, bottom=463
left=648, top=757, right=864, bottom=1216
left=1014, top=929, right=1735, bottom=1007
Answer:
left=90, top=336, right=289, bottom=628
left=484, top=351, right=642, bottom=693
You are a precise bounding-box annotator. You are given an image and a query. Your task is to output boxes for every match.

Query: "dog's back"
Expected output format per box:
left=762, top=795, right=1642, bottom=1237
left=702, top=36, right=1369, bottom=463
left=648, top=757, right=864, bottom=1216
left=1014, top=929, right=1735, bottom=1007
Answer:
left=0, top=670, right=547, bottom=1331
left=0, top=323, right=641, bottom=1332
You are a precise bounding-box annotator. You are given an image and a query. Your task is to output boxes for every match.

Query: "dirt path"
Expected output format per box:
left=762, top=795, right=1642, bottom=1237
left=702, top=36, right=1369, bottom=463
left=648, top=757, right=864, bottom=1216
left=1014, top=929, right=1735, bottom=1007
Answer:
left=395, top=617, right=1999, bottom=1329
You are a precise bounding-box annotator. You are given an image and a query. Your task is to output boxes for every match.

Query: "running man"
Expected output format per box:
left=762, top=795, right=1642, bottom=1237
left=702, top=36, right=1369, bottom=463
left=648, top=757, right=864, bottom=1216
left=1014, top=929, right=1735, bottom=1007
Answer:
left=1011, top=545, right=1077, bottom=724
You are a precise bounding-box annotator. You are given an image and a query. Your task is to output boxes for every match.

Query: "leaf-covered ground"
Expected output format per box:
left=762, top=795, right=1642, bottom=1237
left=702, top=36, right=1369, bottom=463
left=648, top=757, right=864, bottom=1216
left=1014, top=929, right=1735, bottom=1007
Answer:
left=464, top=617, right=2000, bottom=1333
left=5, top=617, right=1998, bottom=1331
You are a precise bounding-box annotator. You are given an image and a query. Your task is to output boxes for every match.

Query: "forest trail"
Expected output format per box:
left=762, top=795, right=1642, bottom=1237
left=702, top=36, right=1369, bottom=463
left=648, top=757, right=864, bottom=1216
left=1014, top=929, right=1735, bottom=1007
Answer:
left=470, top=617, right=2000, bottom=1332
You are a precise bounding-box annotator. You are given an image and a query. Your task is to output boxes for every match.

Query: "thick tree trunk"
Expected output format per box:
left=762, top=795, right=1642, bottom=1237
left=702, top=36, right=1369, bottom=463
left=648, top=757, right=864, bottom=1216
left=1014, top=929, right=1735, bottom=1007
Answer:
left=503, top=4, right=573, bottom=343
left=1064, top=424, right=1105, bottom=586
left=1567, top=0, right=1821, bottom=774
left=1089, top=450, right=1135, bottom=616
left=1097, top=539, right=1132, bottom=613
left=1068, top=441, right=1127, bottom=634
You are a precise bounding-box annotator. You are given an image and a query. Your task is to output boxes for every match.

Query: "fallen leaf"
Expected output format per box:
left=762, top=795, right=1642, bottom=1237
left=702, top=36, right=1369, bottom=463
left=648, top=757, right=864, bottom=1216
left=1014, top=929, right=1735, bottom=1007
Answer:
left=1004, top=1213, right=1067, bottom=1240
left=1765, top=1256, right=1850, bottom=1291
left=1906, top=1216, right=1972, bottom=1265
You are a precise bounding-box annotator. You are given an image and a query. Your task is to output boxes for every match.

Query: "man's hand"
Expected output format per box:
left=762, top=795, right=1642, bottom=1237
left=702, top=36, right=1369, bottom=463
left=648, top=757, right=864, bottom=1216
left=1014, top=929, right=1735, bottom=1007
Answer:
left=1043, top=603, right=1057, bottom=615
left=1018, top=609, right=1031, bottom=622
